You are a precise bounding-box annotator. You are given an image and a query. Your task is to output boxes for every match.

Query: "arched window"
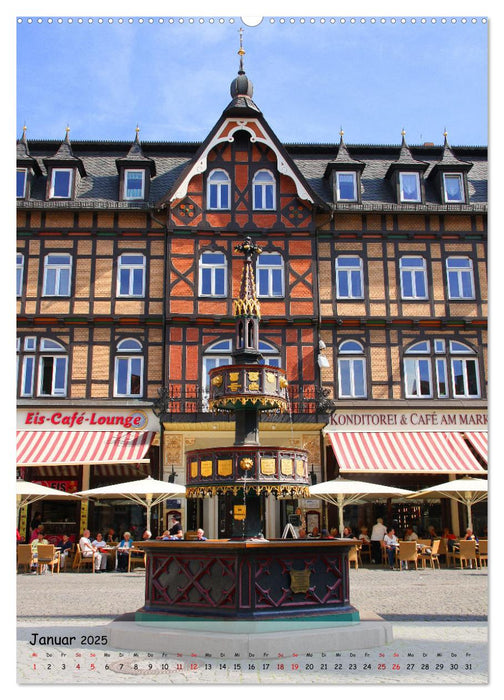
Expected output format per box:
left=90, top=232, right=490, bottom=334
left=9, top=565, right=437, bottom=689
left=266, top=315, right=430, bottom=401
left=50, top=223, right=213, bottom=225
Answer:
left=253, top=170, right=275, bottom=210
left=17, top=336, right=68, bottom=397
left=199, top=251, right=227, bottom=297
left=337, top=340, right=367, bottom=398
left=258, top=340, right=281, bottom=367
left=207, top=169, right=230, bottom=210
left=403, top=338, right=480, bottom=399
left=256, top=252, right=284, bottom=297
left=115, top=338, right=144, bottom=397
left=202, top=339, right=233, bottom=410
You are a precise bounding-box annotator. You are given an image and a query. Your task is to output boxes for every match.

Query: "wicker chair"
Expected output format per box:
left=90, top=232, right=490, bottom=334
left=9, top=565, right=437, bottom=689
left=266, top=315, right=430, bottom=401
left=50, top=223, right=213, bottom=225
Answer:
left=449, top=540, right=479, bottom=569
left=398, top=541, right=419, bottom=570
left=17, top=544, right=35, bottom=573
left=418, top=539, right=441, bottom=569
left=72, top=543, right=95, bottom=572
left=36, top=545, right=61, bottom=574
left=348, top=545, right=360, bottom=570
left=128, top=545, right=146, bottom=572
left=476, top=539, right=488, bottom=567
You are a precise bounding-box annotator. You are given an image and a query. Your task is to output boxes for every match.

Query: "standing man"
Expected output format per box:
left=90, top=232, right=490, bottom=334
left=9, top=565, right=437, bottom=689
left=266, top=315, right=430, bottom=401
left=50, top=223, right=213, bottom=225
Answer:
left=370, top=517, right=387, bottom=564
left=79, top=529, right=107, bottom=573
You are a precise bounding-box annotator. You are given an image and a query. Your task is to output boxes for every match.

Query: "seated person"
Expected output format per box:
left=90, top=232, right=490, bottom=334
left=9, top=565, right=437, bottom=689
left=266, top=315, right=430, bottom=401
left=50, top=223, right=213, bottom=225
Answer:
left=403, top=527, right=418, bottom=542
left=463, top=528, right=479, bottom=542
left=196, top=528, right=207, bottom=541
left=59, top=534, right=73, bottom=568
left=31, top=531, right=49, bottom=554
left=383, top=527, right=399, bottom=568
left=116, top=531, right=133, bottom=571
left=80, top=529, right=107, bottom=573
left=105, top=528, right=116, bottom=543
left=168, top=516, right=183, bottom=539
left=427, top=525, right=438, bottom=542
left=358, top=526, right=370, bottom=543
left=341, top=526, right=354, bottom=539
left=329, top=528, right=339, bottom=539
left=321, top=528, right=334, bottom=539
left=91, top=532, right=107, bottom=550
left=142, top=530, right=152, bottom=541
left=308, top=526, right=320, bottom=538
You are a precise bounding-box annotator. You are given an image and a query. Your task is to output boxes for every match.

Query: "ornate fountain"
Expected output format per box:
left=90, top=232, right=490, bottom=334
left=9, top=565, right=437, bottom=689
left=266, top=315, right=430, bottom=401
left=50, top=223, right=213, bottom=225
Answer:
left=184, top=237, right=310, bottom=537
left=130, top=238, right=376, bottom=637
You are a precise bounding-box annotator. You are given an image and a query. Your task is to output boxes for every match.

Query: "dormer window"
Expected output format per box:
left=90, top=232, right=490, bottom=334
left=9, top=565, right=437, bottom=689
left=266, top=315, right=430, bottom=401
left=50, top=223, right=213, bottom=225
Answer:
left=50, top=168, right=73, bottom=199
left=336, top=172, right=357, bottom=201
left=17, top=169, right=27, bottom=198
left=124, top=169, right=145, bottom=200
left=443, top=173, right=465, bottom=203
left=399, top=172, right=421, bottom=202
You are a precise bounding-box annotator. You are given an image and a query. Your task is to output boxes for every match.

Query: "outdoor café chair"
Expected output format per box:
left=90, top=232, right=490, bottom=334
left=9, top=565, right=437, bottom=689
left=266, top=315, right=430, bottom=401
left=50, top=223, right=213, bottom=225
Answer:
left=398, top=541, right=419, bottom=570
left=128, top=544, right=147, bottom=572
left=348, top=545, right=359, bottom=570
left=36, top=544, right=61, bottom=575
left=17, top=544, right=35, bottom=573
left=418, top=539, right=441, bottom=569
left=72, top=543, right=95, bottom=573
left=450, top=540, right=479, bottom=569
left=476, top=539, right=488, bottom=567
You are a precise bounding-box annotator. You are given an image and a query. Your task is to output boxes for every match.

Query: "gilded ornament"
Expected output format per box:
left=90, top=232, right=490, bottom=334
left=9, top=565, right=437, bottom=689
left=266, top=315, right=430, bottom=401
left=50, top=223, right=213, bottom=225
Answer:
left=248, top=382, right=260, bottom=391
left=211, top=375, right=223, bottom=387
left=239, top=457, right=254, bottom=471
left=265, top=372, right=276, bottom=385
left=279, top=377, right=288, bottom=389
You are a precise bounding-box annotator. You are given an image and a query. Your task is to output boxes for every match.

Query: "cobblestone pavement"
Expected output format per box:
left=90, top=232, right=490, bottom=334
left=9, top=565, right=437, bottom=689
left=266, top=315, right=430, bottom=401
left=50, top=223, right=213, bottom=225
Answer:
left=16, top=565, right=489, bottom=685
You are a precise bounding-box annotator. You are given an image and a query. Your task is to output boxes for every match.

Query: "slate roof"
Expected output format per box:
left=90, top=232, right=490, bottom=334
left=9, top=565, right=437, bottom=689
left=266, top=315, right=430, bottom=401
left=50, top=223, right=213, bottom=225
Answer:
left=17, top=138, right=487, bottom=212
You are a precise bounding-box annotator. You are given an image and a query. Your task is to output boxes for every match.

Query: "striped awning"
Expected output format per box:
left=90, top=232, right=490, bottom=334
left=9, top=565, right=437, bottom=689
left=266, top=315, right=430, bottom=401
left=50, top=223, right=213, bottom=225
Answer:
left=463, top=432, right=488, bottom=463
left=16, top=431, right=155, bottom=467
left=327, top=431, right=487, bottom=474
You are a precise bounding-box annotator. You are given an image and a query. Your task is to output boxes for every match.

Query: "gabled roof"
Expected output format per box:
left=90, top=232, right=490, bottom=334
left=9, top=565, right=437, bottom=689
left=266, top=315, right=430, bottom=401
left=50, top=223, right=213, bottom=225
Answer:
left=42, top=127, right=87, bottom=177
left=17, top=126, right=42, bottom=176
left=385, top=130, right=429, bottom=177
left=115, top=127, right=157, bottom=176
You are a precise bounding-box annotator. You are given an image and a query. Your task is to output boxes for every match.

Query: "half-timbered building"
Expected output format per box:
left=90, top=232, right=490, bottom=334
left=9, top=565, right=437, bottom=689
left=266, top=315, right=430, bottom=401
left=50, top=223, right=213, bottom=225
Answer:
left=16, top=49, right=487, bottom=540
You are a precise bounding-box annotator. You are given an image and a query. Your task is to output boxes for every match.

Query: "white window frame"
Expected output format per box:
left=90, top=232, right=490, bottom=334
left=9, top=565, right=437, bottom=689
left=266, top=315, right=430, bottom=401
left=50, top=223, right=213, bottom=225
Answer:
left=117, top=254, right=146, bottom=297
left=252, top=170, right=276, bottom=210
left=336, top=172, right=357, bottom=202
left=49, top=168, right=73, bottom=199
left=443, top=173, right=465, bottom=203
left=42, top=253, right=72, bottom=297
left=38, top=339, right=67, bottom=397
left=202, top=339, right=233, bottom=411
left=17, top=168, right=27, bottom=199
left=207, top=169, right=231, bottom=210
left=399, top=171, right=421, bottom=203
left=399, top=256, right=428, bottom=300
left=337, top=341, right=367, bottom=398
left=451, top=357, right=480, bottom=398
left=114, top=339, right=144, bottom=397
left=446, top=257, right=475, bottom=300
left=124, top=169, right=145, bottom=200
left=335, top=256, right=364, bottom=299
left=256, top=252, right=285, bottom=298
left=258, top=340, right=281, bottom=367
left=17, top=253, right=24, bottom=297
left=199, top=251, right=227, bottom=297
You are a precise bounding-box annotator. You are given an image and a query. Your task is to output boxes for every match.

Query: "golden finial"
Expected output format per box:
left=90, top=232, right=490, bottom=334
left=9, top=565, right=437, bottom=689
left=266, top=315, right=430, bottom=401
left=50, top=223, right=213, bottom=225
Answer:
left=401, top=128, right=406, bottom=137
left=339, top=126, right=344, bottom=138
left=238, top=27, right=245, bottom=56
left=136, top=124, right=140, bottom=134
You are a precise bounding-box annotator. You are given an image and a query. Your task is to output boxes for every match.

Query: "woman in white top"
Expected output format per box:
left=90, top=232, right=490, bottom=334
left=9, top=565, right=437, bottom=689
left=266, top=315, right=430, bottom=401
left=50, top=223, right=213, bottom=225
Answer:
left=383, top=527, right=399, bottom=568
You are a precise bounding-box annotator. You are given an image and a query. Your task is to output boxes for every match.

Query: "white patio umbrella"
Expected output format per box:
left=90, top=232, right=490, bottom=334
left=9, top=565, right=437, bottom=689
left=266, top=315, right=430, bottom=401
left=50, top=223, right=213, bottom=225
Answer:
left=77, top=476, right=186, bottom=532
left=406, top=476, right=488, bottom=532
left=16, top=479, right=81, bottom=513
left=309, top=477, right=415, bottom=536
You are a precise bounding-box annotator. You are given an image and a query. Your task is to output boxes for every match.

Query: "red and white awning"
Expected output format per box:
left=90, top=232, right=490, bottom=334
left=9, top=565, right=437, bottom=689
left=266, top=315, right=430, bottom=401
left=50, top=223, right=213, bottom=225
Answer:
left=463, top=432, right=488, bottom=463
left=327, top=431, right=486, bottom=474
left=16, top=431, right=155, bottom=467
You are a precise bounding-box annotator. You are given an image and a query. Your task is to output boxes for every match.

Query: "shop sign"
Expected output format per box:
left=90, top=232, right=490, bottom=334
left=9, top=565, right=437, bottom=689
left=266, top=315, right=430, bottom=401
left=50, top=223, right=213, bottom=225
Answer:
left=33, top=480, right=79, bottom=494
left=17, top=408, right=156, bottom=431
left=328, top=409, right=487, bottom=432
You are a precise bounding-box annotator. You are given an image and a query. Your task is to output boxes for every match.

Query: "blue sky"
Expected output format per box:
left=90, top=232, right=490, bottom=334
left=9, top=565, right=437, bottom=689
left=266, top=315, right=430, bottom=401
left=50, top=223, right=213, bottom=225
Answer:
left=15, top=12, right=488, bottom=147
